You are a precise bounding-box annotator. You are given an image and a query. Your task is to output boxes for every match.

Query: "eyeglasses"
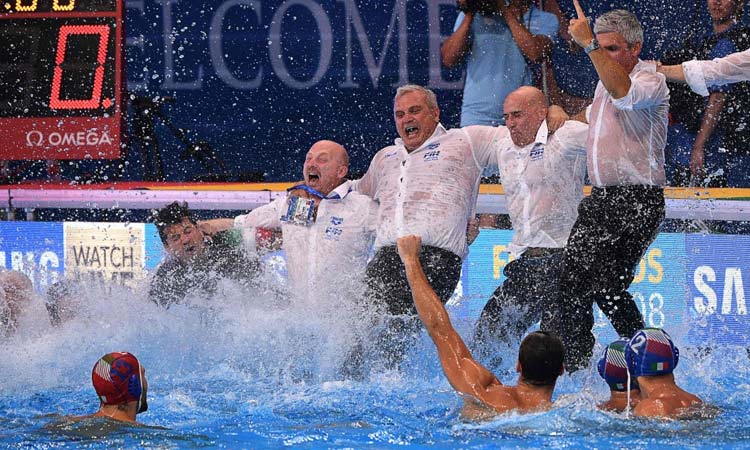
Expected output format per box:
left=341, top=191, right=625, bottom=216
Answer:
left=166, top=225, right=196, bottom=244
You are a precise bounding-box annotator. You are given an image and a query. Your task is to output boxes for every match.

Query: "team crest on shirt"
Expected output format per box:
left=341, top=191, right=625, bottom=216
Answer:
left=325, top=216, right=344, bottom=240
left=529, top=145, right=545, bottom=161
left=423, top=150, right=441, bottom=161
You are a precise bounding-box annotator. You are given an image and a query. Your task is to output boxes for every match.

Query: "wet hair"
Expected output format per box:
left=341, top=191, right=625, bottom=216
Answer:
left=518, top=331, right=565, bottom=386
left=154, top=201, right=195, bottom=244
left=594, top=9, right=643, bottom=47
left=394, top=84, right=439, bottom=111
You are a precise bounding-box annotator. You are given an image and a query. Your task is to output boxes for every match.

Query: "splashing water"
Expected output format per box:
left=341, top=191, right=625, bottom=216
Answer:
left=2, top=274, right=750, bottom=449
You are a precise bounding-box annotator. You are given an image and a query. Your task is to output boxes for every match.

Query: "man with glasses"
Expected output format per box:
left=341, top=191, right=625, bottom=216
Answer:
left=149, top=201, right=260, bottom=307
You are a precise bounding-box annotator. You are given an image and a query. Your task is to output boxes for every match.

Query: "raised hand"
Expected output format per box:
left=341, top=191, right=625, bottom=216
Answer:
left=567, top=0, right=594, bottom=48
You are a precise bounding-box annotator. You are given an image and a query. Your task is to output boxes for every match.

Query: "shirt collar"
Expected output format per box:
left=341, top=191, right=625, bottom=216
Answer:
left=511, top=120, right=548, bottom=151
left=394, top=123, right=448, bottom=150
left=328, top=182, right=352, bottom=200
left=287, top=181, right=350, bottom=200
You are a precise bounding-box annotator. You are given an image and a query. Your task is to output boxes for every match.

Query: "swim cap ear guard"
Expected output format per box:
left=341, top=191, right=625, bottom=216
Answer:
left=136, top=364, right=148, bottom=413
left=597, top=339, right=638, bottom=392
left=625, top=328, right=680, bottom=378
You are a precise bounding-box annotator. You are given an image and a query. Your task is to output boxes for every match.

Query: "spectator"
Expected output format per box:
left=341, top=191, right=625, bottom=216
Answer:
left=441, top=0, right=558, bottom=127
left=660, top=0, right=750, bottom=187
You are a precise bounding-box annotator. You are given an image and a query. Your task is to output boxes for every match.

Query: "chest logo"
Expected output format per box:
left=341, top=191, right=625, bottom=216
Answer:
left=529, top=145, right=544, bottom=161
left=423, top=150, right=441, bottom=161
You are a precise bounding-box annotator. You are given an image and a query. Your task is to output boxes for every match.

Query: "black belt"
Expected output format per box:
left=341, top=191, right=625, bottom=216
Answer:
left=523, top=247, right=562, bottom=258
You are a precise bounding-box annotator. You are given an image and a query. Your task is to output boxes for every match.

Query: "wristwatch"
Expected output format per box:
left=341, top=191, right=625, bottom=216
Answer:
left=584, top=38, right=600, bottom=55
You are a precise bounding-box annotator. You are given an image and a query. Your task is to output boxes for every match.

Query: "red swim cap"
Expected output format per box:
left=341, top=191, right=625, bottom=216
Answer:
left=91, top=352, right=144, bottom=405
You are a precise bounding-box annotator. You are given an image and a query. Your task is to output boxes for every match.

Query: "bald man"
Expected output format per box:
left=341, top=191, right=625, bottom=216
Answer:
left=472, top=86, right=589, bottom=367
left=213, top=140, right=378, bottom=299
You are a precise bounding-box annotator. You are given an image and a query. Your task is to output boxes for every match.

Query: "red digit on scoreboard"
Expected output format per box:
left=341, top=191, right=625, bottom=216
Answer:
left=49, top=24, right=110, bottom=110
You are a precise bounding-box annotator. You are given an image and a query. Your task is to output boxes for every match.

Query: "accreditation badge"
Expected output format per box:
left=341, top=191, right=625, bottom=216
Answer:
left=280, top=195, right=318, bottom=226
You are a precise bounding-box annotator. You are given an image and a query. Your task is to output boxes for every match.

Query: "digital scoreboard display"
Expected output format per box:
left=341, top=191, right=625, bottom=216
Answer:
left=0, top=0, right=123, bottom=160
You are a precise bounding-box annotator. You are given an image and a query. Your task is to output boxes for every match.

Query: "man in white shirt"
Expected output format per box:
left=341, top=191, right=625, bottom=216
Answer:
left=350, top=84, right=499, bottom=367
left=562, top=4, right=669, bottom=370
left=472, top=86, right=588, bottom=366
left=658, top=48, right=750, bottom=97
left=227, top=140, right=377, bottom=300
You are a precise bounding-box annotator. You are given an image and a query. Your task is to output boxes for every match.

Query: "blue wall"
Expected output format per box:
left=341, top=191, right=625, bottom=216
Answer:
left=116, top=0, right=709, bottom=181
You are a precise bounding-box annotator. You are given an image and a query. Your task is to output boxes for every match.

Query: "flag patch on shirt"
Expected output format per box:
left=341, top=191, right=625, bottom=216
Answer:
left=423, top=150, right=441, bottom=161
left=529, top=145, right=544, bottom=161
left=331, top=216, right=343, bottom=226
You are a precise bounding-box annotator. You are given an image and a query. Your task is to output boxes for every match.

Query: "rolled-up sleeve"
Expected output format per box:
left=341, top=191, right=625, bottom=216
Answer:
left=612, top=70, right=669, bottom=111
left=684, top=49, right=750, bottom=96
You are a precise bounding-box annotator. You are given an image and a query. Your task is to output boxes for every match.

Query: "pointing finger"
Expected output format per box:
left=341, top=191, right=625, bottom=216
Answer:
left=573, top=0, right=586, bottom=20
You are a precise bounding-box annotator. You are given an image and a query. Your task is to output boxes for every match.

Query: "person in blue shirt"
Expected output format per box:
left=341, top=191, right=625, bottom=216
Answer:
left=441, top=0, right=559, bottom=127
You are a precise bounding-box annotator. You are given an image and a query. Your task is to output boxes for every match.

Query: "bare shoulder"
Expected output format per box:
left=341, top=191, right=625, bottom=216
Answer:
left=633, top=398, right=670, bottom=418
left=480, top=384, right=523, bottom=414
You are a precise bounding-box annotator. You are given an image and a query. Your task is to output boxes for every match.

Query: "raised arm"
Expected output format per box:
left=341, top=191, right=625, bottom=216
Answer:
left=397, top=236, right=499, bottom=398
left=499, top=1, right=555, bottom=63
left=568, top=0, right=632, bottom=99
left=441, top=8, right=474, bottom=68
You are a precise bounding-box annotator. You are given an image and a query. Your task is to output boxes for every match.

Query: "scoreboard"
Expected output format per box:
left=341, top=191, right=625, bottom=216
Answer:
left=0, top=0, right=123, bottom=160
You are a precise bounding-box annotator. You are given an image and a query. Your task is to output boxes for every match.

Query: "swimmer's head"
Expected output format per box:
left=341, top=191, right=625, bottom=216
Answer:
left=517, top=331, right=565, bottom=386
left=92, top=352, right=148, bottom=413
left=625, top=328, right=679, bottom=378
left=598, top=339, right=639, bottom=392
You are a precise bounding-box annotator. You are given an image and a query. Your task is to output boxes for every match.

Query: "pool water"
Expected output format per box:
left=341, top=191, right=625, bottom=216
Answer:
left=2, top=280, right=750, bottom=449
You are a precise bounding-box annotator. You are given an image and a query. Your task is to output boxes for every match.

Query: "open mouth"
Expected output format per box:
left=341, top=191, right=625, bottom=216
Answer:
left=405, top=125, right=419, bottom=138
left=307, top=173, right=320, bottom=183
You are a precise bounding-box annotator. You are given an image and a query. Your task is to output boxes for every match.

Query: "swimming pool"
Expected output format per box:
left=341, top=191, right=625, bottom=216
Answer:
left=1, top=281, right=749, bottom=449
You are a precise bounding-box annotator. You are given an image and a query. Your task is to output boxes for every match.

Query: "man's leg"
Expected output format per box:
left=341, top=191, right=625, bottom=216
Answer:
left=559, top=191, right=613, bottom=371
left=593, top=186, right=664, bottom=339
left=473, top=252, right=561, bottom=368
left=360, top=246, right=462, bottom=370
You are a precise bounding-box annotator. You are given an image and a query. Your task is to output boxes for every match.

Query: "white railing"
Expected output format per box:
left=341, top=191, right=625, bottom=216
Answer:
left=4, top=186, right=750, bottom=221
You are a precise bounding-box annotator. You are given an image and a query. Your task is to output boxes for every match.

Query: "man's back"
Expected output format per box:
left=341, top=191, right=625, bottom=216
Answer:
left=634, top=386, right=702, bottom=418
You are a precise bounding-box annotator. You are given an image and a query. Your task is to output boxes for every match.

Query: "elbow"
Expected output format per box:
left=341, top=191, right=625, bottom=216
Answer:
left=441, top=49, right=459, bottom=68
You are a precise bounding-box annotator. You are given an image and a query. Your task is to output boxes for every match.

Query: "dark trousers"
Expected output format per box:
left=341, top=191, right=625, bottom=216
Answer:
left=559, top=185, right=665, bottom=371
left=364, top=245, right=462, bottom=368
left=473, top=249, right=564, bottom=369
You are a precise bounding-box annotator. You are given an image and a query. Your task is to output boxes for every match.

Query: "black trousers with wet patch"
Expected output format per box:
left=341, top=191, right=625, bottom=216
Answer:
left=472, top=250, right=564, bottom=369
left=559, top=185, right=665, bottom=371
left=365, top=244, right=462, bottom=368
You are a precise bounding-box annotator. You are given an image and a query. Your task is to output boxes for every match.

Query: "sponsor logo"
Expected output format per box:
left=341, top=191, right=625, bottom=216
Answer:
left=423, top=150, right=440, bottom=161
left=529, top=144, right=544, bottom=161
left=426, top=142, right=440, bottom=150
left=26, top=129, right=113, bottom=147
left=331, top=216, right=343, bottom=226
left=325, top=226, right=343, bottom=240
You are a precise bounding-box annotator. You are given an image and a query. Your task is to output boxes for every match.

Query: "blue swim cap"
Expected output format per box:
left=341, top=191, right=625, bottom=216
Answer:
left=597, top=339, right=638, bottom=392
left=624, top=328, right=679, bottom=378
